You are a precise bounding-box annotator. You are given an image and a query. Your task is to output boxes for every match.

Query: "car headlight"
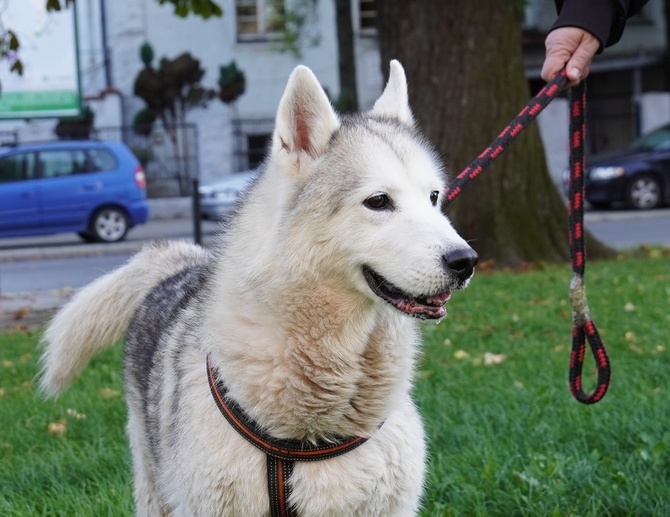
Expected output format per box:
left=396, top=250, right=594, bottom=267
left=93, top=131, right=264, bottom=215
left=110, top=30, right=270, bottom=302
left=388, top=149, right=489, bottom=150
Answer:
left=213, top=189, right=240, bottom=202
left=588, top=166, right=625, bottom=181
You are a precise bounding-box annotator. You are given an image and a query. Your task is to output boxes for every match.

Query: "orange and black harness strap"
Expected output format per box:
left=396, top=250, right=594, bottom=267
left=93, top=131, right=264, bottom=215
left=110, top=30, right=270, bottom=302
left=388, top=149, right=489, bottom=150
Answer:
left=206, top=357, right=372, bottom=517
left=444, top=69, right=611, bottom=404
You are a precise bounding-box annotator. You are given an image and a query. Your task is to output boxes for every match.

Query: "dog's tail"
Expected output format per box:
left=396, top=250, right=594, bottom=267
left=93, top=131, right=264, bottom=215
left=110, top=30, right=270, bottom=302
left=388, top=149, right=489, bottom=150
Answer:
left=38, top=240, right=209, bottom=396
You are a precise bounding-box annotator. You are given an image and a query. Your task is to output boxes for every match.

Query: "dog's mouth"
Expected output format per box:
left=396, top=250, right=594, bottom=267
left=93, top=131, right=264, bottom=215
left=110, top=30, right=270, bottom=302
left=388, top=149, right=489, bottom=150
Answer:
left=362, top=266, right=451, bottom=320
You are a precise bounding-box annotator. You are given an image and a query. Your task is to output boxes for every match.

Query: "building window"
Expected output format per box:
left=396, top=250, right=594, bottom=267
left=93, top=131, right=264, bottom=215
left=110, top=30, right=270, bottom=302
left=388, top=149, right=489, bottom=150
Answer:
left=358, top=0, right=376, bottom=34
left=236, top=0, right=284, bottom=40
left=246, top=133, right=271, bottom=169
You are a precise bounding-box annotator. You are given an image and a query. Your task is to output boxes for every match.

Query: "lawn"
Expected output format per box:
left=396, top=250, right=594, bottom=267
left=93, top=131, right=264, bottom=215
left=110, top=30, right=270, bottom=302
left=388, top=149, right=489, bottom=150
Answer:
left=1, top=251, right=669, bottom=516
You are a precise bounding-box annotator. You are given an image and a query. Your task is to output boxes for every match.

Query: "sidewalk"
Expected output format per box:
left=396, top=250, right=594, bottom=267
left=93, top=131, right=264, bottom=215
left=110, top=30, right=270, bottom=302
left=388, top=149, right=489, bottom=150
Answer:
left=2, top=200, right=669, bottom=328
left=0, top=197, right=204, bottom=327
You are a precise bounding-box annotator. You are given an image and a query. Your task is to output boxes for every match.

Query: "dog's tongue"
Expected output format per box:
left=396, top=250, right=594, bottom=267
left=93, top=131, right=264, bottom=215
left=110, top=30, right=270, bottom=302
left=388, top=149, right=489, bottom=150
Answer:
left=397, top=291, right=451, bottom=320
left=426, top=291, right=451, bottom=305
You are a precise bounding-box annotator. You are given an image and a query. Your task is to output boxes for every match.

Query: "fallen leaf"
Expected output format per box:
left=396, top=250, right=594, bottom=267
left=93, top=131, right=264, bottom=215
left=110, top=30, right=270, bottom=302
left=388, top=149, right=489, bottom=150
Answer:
left=477, top=259, right=496, bottom=272
left=48, top=419, right=67, bottom=436
left=9, top=323, right=29, bottom=333
left=66, top=408, right=87, bottom=420
left=12, top=307, right=31, bottom=320
left=484, top=352, right=507, bottom=365
left=99, top=387, right=121, bottom=398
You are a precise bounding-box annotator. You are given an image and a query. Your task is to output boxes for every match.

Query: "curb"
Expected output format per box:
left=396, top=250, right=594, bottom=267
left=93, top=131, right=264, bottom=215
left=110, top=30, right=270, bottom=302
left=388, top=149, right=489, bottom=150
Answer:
left=148, top=196, right=194, bottom=220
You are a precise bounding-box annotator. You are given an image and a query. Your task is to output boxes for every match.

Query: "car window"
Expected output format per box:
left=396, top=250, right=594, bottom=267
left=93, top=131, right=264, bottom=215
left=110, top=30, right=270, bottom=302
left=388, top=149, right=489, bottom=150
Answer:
left=631, top=125, right=670, bottom=152
left=0, top=152, right=36, bottom=184
left=39, top=149, right=90, bottom=178
left=87, top=148, right=117, bottom=172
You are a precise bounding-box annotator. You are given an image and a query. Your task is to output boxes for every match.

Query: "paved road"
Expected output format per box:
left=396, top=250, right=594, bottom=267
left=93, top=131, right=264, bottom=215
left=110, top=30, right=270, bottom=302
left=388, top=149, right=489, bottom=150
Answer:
left=0, top=215, right=220, bottom=260
left=1, top=203, right=669, bottom=313
left=585, top=210, right=670, bottom=248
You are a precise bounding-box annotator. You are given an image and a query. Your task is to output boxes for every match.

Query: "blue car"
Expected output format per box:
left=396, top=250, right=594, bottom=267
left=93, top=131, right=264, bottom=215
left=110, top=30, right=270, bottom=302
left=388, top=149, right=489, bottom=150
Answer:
left=566, top=124, right=670, bottom=210
left=0, top=141, right=149, bottom=242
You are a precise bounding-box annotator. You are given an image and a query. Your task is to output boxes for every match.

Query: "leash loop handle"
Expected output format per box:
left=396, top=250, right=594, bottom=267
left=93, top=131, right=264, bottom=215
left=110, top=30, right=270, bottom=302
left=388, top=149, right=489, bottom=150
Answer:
left=567, top=82, right=611, bottom=403
left=444, top=69, right=611, bottom=404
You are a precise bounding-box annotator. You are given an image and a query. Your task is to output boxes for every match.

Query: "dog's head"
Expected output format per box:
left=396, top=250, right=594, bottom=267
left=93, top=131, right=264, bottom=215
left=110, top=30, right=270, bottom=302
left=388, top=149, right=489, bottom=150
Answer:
left=266, top=61, right=477, bottom=320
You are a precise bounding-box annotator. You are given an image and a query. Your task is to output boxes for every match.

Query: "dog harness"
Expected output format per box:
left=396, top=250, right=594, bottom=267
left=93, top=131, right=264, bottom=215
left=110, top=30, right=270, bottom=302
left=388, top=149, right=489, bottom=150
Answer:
left=206, top=357, right=372, bottom=516
left=443, top=70, right=611, bottom=404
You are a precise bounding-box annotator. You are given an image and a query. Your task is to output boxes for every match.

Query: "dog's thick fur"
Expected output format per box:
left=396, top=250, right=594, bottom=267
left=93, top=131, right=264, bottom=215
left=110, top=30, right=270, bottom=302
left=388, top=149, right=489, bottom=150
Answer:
left=39, top=61, right=477, bottom=516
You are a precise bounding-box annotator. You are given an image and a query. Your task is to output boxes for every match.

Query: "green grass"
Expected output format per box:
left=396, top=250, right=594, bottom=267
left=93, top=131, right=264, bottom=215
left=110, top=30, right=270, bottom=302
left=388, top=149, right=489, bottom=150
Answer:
left=1, top=251, right=669, bottom=516
left=0, top=334, right=132, bottom=516
left=418, top=251, right=670, bottom=516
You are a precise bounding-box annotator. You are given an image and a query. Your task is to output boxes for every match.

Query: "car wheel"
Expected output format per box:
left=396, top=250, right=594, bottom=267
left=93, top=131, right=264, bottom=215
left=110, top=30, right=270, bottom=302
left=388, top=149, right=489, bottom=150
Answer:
left=627, top=174, right=662, bottom=209
left=89, top=207, right=129, bottom=242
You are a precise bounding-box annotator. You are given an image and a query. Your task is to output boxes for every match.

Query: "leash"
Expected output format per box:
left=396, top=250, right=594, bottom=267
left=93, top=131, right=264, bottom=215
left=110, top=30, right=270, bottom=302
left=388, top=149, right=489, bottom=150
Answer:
left=444, top=69, right=611, bottom=404
left=206, top=357, right=371, bottom=516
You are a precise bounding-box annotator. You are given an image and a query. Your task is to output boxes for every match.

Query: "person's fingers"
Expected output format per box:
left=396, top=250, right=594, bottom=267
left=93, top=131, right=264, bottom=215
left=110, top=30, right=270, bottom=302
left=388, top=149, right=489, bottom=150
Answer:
left=541, top=54, right=568, bottom=83
left=565, top=34, right=600, bottom=83
left=542, top=28, right=579, bottom=82
left=542, top=27, right=599, bottom=84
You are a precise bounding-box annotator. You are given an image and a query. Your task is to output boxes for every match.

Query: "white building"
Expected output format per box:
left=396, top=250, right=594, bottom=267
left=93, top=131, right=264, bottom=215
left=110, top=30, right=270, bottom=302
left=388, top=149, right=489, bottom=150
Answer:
left=1, top=0, right=668, bottom=193
left=2, top=0, right=382, bottom=188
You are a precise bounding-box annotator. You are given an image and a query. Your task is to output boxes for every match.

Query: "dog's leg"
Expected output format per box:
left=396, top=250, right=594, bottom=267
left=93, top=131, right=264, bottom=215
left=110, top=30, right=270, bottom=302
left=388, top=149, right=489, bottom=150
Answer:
left=126, top=404, right=169, bottom=516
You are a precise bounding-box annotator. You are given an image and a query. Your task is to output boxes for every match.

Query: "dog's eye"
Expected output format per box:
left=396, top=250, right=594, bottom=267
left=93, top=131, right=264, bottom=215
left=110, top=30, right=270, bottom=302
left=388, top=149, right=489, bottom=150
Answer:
left=430, top=190, right=439, bottom=206
left=364, top=194, right=391, bottom=211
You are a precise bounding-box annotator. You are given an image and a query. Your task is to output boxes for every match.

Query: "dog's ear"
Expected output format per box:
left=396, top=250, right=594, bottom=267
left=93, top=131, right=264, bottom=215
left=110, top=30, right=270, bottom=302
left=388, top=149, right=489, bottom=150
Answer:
left=371, top=60, right=414, bottom=125
left=274, top=65, right=340, bottom=158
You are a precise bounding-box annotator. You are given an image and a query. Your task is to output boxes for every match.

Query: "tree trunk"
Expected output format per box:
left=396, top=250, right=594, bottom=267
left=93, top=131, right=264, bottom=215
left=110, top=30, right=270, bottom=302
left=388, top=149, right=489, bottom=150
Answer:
left=377, top=0, right=612, bottom=266
left=335, top=0, right=359, bottom=112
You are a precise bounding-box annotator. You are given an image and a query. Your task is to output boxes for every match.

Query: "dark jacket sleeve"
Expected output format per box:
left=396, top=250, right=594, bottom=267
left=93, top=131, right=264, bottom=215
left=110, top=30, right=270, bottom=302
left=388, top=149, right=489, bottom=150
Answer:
left=551, top=0, right=650, bottom=51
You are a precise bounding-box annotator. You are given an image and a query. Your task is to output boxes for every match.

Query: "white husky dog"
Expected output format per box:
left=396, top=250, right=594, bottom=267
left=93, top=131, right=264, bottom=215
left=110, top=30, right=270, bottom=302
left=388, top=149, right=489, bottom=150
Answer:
left=39, top=61, right=478, bottom=516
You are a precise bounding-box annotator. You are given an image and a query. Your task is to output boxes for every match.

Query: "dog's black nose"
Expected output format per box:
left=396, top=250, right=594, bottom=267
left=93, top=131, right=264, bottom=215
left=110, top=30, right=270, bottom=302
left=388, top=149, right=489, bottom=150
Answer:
left=444, top=248, right=479, bottom=281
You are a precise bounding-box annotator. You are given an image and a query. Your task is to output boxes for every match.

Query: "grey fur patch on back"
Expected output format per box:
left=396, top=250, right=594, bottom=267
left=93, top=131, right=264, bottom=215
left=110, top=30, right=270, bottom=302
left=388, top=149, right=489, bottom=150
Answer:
left=125, top=266, right=208, bottom=401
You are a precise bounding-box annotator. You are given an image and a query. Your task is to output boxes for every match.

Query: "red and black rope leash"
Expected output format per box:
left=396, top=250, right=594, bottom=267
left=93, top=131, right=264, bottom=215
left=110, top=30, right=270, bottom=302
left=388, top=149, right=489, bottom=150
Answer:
left=566, top=83, right=611, bottom=404
left=444, top=69, right=611, bottom=404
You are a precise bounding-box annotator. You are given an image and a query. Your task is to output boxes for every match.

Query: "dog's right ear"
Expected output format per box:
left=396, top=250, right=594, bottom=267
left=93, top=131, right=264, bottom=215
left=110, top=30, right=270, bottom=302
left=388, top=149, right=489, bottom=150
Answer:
left=273, top=66, right=340, bottom=159
left=371, top=60, right=414, bottom=125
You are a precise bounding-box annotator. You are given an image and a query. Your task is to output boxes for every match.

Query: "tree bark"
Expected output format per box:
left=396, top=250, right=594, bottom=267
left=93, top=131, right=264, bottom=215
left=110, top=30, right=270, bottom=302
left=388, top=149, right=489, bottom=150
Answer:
left=377, top=0, right=612, bottom=266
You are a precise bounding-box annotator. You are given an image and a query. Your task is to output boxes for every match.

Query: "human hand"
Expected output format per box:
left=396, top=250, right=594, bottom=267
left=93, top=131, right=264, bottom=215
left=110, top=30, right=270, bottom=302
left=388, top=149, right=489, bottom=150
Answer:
left=541, top=27, right=600, bottom=85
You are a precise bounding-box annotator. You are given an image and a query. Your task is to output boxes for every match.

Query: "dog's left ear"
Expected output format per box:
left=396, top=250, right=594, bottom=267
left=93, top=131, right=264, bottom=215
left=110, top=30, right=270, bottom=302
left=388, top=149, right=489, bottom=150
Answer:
left=274, top=65, right=340, bottom=158
left=371, top=60, right=414, bottom=125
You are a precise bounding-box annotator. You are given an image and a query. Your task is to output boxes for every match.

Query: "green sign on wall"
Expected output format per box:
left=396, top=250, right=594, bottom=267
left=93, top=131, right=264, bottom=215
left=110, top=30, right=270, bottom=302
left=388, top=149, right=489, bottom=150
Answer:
left=0, top=3, right=81, bottom=119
